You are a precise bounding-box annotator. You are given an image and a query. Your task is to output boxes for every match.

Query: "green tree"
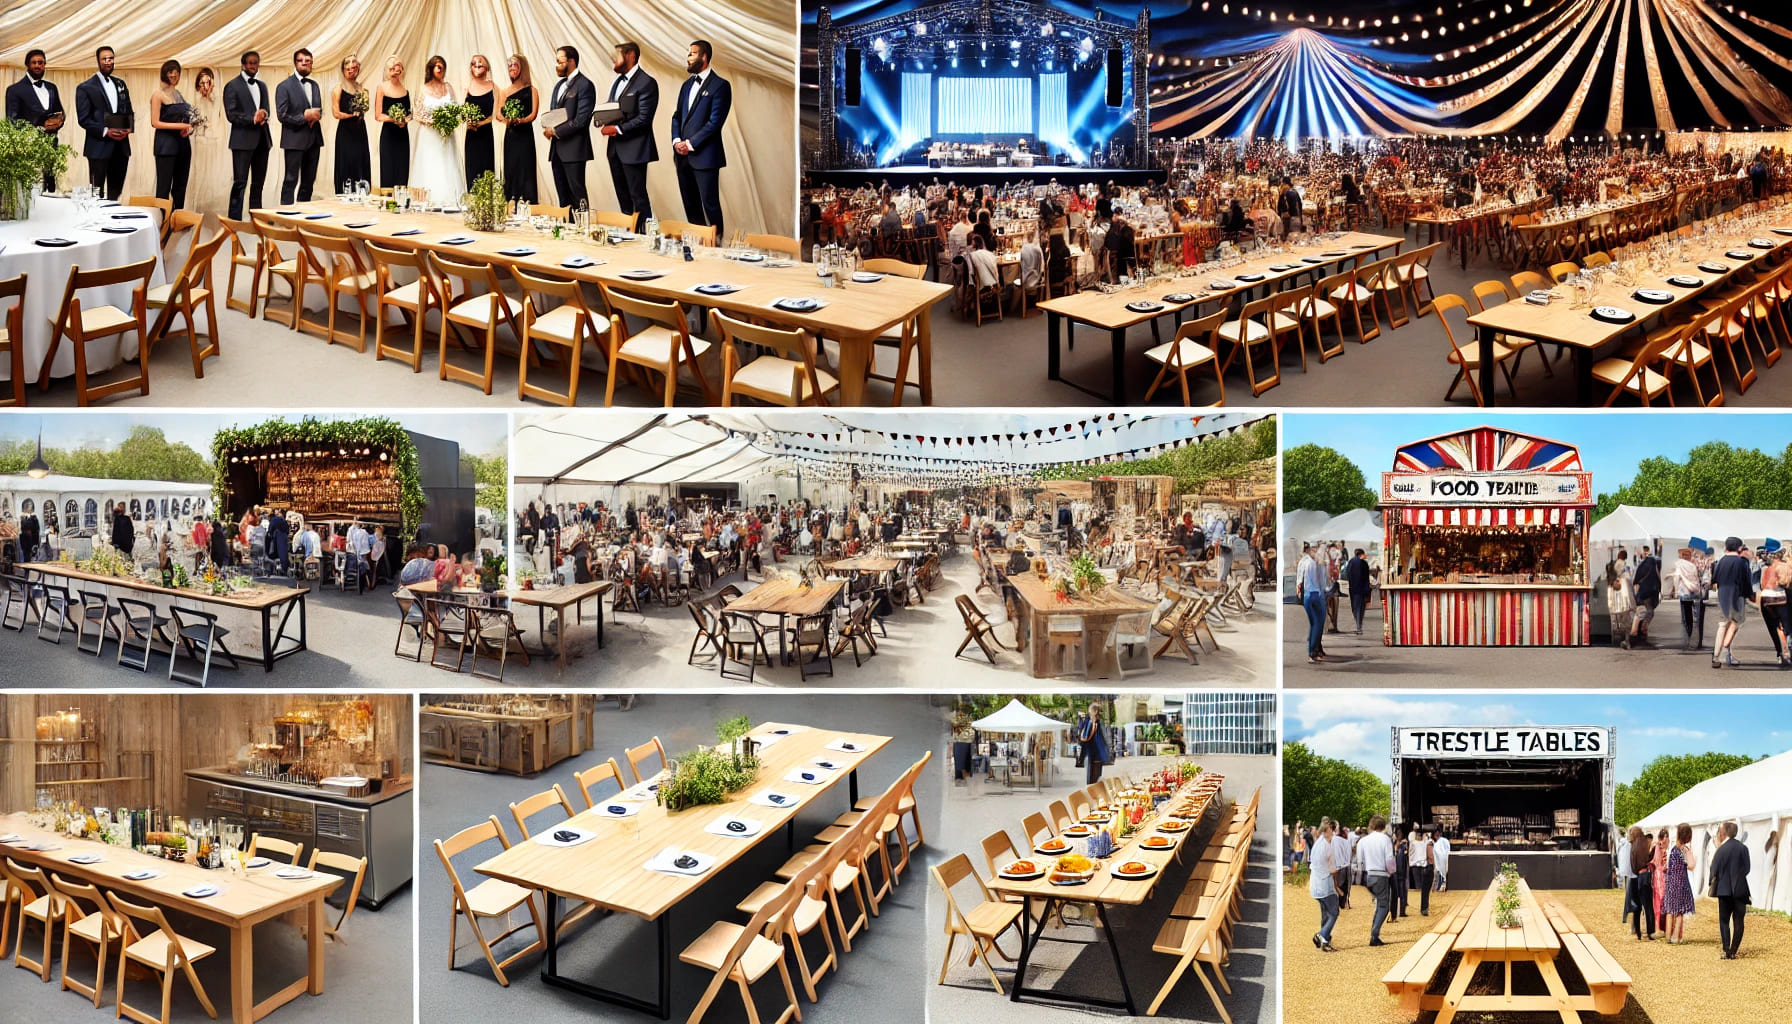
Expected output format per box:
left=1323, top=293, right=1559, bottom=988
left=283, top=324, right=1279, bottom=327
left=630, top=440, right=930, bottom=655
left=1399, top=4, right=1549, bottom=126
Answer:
left=1282, top=740, right=1390, bottom=828
left=1036, top=417, right=1276, bottom=494
left=1614, top=751, right=1760, bottom=828
left=1594, top=441, right=1792, bottom=521
left=0, top=427, right=210, bottom=483
left=1282, top=444, right=1377, bottom=516
left=459, top=450, right=508, bottom=515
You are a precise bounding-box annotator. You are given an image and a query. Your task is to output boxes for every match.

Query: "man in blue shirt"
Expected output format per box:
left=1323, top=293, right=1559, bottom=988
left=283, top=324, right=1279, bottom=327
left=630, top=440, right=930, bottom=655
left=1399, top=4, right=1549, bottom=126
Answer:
left=1296, top=542, right=1329, bottom=662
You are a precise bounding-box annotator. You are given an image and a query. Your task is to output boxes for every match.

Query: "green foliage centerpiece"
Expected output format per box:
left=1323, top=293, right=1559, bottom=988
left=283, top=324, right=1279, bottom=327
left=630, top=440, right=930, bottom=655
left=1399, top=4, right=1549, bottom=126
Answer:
left=657, top=743, right=761, bottom=813
left=425, top=101, right=479, bottom=139
left=0, top=118, right=71, bottom=219
left=463, top=170, right=507, bottom=232
left=1069, top=552, right=1106, bottom=595
left=1493, top=861, right=1522, bottom=928
left=210, top=417, right=425, bottom=542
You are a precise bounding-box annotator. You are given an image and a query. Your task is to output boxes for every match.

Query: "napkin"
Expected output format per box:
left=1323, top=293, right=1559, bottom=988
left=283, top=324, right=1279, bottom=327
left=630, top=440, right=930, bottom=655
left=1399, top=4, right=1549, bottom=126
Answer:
left=393, top=227, right=423, bottom=236
left=0, top=833, right=21, bottom=843
left=439, top=236, right=475, bottom=245
left=69, top=853, right=104, bottom=864
left=34, top=238, right=75, bottom=247
left=533, top=826, right=598, bottom=849
left=181, top=884, right=222, bottom=898
left=275, top=209, right=301, bottom=215
left=620, top=269, right=665, bottom=279
left=771, top=297, right=827, bottom=311
left=825, top=738, right=866, bottom=754
left=783, top=767, right=830, bottom=785
left=245, top=857, right=272, bottom=869
left=27, top=842, right=61, bottom=851
left=809, top=757, right=844, bottom=772
left=704, top=815, right=765, bottom=839
left=561, top=255, right=604, bottom=268
left=110, top=212, right=149, bottom=219
left=273, top=868, right=314, bottom=880
left=594, top=801, right=643, bottom=819
left=760, top=725, right=807, bottom=736
left=748, top=791, right=799, bottom=809
left=694, top=283, right=741, bottom=295
left=645, top=846, right=715, bottom=876
left=346, top=220, right=377, bottom=229
left=122, top=868, right=162, bottom=881
left=99, top=226, right=136, bottom=234
left=304, top=212, right=332, bottom=220
left=498, top=247, right=537, bottom=257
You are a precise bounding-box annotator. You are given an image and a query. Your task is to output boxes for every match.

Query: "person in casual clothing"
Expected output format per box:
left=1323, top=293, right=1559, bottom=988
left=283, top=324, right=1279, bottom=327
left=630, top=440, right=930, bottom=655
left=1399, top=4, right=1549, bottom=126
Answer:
left=1712, top=536, right=1754, bottom=668
left=1628, top=826, right=1657, bottom=940
left=1433, top=834, right=1450, bottom=891
left=1616, top=827, right=1637, bottom=925
left=1709, top=819, right=1751, bottom=958
left=1276, top=175, right=1304, bottom=235
left=1296, top=542, right=1328, bottom=662
left=1625, top=544, right=1660, bottom=648
left=1359, top=815, right=1395, bottom=945
left=1344, top=548, right=1372, bottom=635
left=397, top=545, right=435, bottom=585
left=1391, top=828, right=1410, bottom=921
left=1412, top=832, right=1434, bottom=915
left=1331, top=822, right=1353, bottom=910
left=1309, top=820, right=1339, bottom=952
left=1078, top=701, right=1110, bottom=785
left=1673, top=546, right=1707, bottom=651
left=1661, top=822, right=1696, bottom=944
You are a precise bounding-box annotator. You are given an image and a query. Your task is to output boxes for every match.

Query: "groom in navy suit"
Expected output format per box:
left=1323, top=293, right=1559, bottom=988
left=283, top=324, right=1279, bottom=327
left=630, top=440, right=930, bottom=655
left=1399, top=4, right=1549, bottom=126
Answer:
left=670, top=40, right=731, bottom=238
left=74, top=46, right=133, bottom=199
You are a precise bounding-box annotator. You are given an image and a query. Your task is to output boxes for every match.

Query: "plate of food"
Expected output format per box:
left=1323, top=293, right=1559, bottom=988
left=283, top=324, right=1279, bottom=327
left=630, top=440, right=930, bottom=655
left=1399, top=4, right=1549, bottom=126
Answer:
left=1157, top=820, right=1192, bottom=833
left=1698, top=261, right=1731, bottom=274
left=999, top=858, right=1046, bottom=881
left=1048, top=853, right=1097, bottom=884
left=1035, top=836, right=1073, bottom=856
left=1632, top=288, right=1674, bottom=304
left=1080, top=813, right=1112, bottom=824
left=1208, top=279, right=1237, bottom=290
left=1110, top=860, right=1159, bottom=880
left=1125, top=300, right=1164, bottom=313
left=1162, top=292, right=1195, bottom=303
left=1061, top=824, right=1096, bottom=838
left=1590, top=306, right=1636, bottom=324
left=1141, top=835, right=1176, bottom=850
left=1748, top=238, right=1775, bottom=249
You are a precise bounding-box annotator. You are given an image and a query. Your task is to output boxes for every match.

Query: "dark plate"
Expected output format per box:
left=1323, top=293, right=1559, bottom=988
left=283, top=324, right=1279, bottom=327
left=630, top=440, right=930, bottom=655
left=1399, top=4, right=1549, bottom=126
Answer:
left=1666, top=275, right=1703, bottom=288
left=304, top=212, right=332, bottom=220
left=345, top=220, right=376, bottom=229
left=1162, top=292, right=1195, bottom=303
left=1697, top=262, right=1730, bottom=274
left=1631, top=289, right=1674, bottom=305
left=99, top=226, right=135, bottom=234
left=1773, top=228, right=1792, bottom=236
left=393, top=228, right=423, bottom=236
left=774, top=299, right=820, bottom=312
left=1236, top=273, right=1266, bottom=282
left=1125, top=301, right=1164, bottom=313
left=1725, top=250, right=1755, bottom=260
left=1590, top=306, right=1636, bottom=324
left=1301, top=256, right=1326, bottom=263
left=33, top=237, right=75, bottom=247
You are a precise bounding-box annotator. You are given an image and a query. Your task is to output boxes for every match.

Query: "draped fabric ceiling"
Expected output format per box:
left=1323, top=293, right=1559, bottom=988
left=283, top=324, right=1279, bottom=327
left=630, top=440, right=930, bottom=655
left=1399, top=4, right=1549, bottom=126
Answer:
left=513, top=411, right=1268, bottom=486
left=0, top=0, right=796, bottom=234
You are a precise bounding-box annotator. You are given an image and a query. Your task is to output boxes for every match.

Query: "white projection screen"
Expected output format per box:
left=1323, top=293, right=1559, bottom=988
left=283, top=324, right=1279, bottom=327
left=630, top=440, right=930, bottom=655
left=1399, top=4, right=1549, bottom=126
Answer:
left=936, top=77, right=1033, bottom=134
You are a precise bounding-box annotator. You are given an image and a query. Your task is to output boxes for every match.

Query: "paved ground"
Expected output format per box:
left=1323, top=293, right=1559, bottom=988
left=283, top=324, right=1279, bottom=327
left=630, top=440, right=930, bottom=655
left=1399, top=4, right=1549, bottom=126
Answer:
left=929, top=750, right=1278, bottom=1022
left=21, top=198, right=1785, bottom=409
left=1281, top=878, right=1792, bottom=1024
left=0, top=876, right=411, bottom=1023
left=1284, top=601, right=1792, bottom=689
left=417, top=693, right=941, bottom=1024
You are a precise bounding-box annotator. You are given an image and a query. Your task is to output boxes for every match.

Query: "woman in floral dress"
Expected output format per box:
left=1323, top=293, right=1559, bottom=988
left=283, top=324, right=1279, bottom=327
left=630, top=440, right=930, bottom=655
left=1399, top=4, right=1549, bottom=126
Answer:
left=1651, top=826, right=1669, bottom=923
left=1661, top=822, right=1696, bottom=944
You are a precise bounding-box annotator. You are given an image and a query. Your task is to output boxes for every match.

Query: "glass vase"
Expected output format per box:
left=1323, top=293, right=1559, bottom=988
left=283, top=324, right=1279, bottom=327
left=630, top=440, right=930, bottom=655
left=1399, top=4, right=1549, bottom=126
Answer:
left=0, top=180, right=32, bottom=221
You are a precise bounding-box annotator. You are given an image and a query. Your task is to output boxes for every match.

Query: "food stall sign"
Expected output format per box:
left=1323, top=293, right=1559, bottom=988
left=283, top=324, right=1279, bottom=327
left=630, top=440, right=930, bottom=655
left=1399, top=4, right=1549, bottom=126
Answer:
left=1382, top=471, right=1592, bottom=505
left=1395, top=725, right=1611, bottom=759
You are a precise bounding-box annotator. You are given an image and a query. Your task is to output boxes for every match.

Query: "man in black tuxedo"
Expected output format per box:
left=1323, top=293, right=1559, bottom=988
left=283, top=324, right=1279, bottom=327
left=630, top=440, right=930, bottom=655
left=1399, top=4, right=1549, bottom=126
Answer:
left=670, top=40, right=731, bottom=237
left=110, top=503, right=135, bottom=558
left=601, top=41, right=657, bottom=223
left=222, top=50, right=272, bottom=219
left=275, top=48, right=324, bottom=204
left=6, top=50, right=66, bottom=191
left=1709, top=820, right=1751, bottom=959
left=74, top=46, right=132, bottom=199
left=543, top=45, right=595, bottom=210
left=17, top=509, right=40, bottom=563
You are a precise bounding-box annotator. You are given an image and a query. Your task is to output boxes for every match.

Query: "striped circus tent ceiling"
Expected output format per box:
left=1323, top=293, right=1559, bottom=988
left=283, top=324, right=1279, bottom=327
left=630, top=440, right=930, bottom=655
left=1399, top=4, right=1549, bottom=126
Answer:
left=513, top=412, right=1268, bottom=485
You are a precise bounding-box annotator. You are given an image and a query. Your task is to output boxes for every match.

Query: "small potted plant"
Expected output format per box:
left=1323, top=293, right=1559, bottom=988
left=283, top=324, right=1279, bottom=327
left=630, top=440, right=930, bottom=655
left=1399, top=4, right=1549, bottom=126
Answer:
left=478, top=553, right=507, bottom=594
left=463, top=170, right=508, bottom=232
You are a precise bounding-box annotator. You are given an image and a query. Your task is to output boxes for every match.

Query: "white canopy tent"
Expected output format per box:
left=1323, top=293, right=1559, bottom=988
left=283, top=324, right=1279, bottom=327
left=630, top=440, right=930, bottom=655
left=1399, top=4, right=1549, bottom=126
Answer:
left=1590, top=504, right=1789, bottom=568
left=971, top=699, right=1067, bottom=734
left=0, top=472, right=213, bottom=539
left=1635, top=748, right=1792, bottom=916
left=513, top=412, right=1268, bottom=487
left=1281, top=507, right=1384, bottom=593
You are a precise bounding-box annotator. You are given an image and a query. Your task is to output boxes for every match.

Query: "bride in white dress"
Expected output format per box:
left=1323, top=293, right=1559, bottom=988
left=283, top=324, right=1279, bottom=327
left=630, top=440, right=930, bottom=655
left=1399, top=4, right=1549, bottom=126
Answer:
left=410, top=56, right=465, bottom=205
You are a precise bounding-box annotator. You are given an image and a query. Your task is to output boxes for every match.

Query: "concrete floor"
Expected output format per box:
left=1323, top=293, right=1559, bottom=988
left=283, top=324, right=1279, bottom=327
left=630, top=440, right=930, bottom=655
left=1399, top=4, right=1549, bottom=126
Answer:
left=1284, top=600, right=1792, bottom=688
left=409, top=549, right=1276, bottom=689
left=21, top=203, right=1785, bottom=409
left=0, top=879, right=411, bottom=1024
left=929, top=750, right=1279, bottom=1023
left=417, top=693, right=943, bottom=1024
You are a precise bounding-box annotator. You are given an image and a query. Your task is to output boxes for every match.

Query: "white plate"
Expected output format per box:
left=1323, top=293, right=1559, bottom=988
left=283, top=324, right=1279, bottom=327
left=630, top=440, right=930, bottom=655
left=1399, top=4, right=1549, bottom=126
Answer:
left=69, top=853, right=104, bottom=864
left=810, top=758, right=843, bottom=771
left=1109, top=863, right=1160, bottom=880
left=1592, top=306, right=1634, bottom=322
left=533, top=827, right=598, bottom=848
left=622, top=269, right=664, bottom=279
left=852, top=272, right=883, bottom=283
left=182, top=885, right=220, bottom=898
left=122, top=869, right=162, bottom=881
left=825, top=739, right=865, bottom=754
left=998, top=863, right=1046, bottom=881
left=274, top=868, right=313, bottom=880
left=1632, top=289, right=1674, bottom=303
left=245, top=857, right=271, bottom=869
left=645, top=847, right=715, bottom=876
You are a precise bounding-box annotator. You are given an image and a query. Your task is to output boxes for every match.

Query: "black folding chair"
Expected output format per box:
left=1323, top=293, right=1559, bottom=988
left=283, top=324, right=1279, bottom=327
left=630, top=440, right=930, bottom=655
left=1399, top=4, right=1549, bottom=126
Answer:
left=168, top=606, right=241, bottom=686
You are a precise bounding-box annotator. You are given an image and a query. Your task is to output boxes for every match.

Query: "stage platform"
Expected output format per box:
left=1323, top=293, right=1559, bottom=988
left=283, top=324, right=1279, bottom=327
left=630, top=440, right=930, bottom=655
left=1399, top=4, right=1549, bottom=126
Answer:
left=1448, top=850, right=1613, bottom=890
left=808, top=166, right=1164, bottom=189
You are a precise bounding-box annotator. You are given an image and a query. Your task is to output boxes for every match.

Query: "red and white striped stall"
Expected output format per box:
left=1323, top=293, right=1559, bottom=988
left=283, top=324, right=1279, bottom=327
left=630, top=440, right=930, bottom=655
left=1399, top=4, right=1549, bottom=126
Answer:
left=1381, top=427, right=1592, bottom=647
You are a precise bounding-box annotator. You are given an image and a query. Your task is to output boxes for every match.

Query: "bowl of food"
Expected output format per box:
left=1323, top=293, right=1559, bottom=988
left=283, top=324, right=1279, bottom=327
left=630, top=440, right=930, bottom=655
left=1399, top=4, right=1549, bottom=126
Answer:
left=1048, top=853, right=1097, bottom=884
left=1000, top=858, right=1046, bottom=880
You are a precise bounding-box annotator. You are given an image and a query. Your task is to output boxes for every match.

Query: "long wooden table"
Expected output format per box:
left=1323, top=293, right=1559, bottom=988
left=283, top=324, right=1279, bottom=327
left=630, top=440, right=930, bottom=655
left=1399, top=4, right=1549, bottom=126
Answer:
left=1432, top=877, right=1576, bottom=1023
left=474, top=722, right=891, bottom=1018
left=1468, top=223, right=1792, bottom=404
left=986, top=776, right=1222, bottom=1014
left=405, top=578, right=611, bottom=671
left=1036, top=231, right=1403, bottom=402
left=1008, top=574, right=1156, bottom=679
left=1, top=815, right=341, bottom=1023
left=723, top=577, right=847, bottom=665
left=20, top=562, right=307, bottom=673
left=266, top=203, right=952, bottom=406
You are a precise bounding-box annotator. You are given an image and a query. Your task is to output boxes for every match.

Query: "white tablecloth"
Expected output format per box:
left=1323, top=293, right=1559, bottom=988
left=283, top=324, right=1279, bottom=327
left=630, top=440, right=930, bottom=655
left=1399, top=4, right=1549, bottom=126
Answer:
left=0, top=196, right=165, bottom=384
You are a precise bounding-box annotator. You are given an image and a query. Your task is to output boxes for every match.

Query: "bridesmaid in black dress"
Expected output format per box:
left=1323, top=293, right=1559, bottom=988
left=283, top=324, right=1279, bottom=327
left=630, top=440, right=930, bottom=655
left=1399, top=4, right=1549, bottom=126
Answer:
left=374, top=55, right=410, bottom=187
left=499, top=54, right=539, bottom=203
left=464, top=55, right=496, bottom=188
left=331, top=55, right=372, bottom=190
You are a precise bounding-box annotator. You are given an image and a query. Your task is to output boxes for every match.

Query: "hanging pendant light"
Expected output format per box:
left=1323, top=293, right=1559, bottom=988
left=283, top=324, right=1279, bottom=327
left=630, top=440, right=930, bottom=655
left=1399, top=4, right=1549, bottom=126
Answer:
left=26, top=430, right=50, bottom=479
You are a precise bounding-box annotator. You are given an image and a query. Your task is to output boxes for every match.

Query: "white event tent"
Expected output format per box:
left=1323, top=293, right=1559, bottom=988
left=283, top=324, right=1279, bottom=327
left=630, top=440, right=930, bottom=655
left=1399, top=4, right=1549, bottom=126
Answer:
left=1635, top=748, right=1792, bottom=916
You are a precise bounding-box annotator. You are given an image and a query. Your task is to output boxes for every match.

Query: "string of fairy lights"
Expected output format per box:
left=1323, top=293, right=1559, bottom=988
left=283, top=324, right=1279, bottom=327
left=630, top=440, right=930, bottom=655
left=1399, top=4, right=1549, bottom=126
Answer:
left=1141, top=0, right=1792, bottom=139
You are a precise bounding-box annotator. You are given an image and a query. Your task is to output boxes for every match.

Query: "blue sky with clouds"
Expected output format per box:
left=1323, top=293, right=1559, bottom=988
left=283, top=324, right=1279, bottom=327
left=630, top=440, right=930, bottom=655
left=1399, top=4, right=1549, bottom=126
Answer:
left=1282, top=412, right=1790, bottom=500
left=1285, top=691, right=1792, bottom=785
left=0, top=412, right=509, bottom=457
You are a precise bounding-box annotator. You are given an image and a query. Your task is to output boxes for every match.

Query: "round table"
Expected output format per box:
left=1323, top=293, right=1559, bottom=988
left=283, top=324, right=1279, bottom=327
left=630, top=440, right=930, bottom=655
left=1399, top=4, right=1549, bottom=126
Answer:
left=0, top=196, right=165, bottom=385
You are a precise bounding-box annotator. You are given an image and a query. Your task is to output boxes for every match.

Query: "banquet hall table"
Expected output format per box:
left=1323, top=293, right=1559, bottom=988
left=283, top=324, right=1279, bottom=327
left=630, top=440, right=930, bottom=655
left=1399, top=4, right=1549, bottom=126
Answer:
left=987, top=777, right=1221, bottom=1014
left=1008, top=574, right=1156, bottom=679
left=723, top=577, right=846, bottom=665
left=265, top=203, right=952, bottom=406
left=405, top=578, right=612, bottom=671
left=1036, top=231, right=1402, bottom=401
left=0, top=196, right=166, bottom=385
left=1468, top=227, right=1792, bottom=405
left=827, top=555, right=900, bottom=574
left=20, top=561, right=306, bottom=673
left=474, top=722, right=891, bottom=1018
left=0, top=815, right=341, bottom=1024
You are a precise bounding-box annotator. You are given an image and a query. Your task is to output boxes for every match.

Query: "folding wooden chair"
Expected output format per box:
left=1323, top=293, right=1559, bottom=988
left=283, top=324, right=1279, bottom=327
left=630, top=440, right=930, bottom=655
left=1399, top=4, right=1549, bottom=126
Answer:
left=0, top=273, right=21, bottom=407
left=953, top=594, right=1003, bottom=662
left=597, top=285, right=716, bottom=406
left=678, top=876, right=802, bottom=1024
left=744, top=233, right=801, bottom=259
left=511, top=265, right=611, bottom=406
left=1327, top=264, right=1380, bottom=343
left=40, top=257, right=156, bottom=406
left=305, top=850, right=368, bottom=943
left=247, top=834, right=303, bottom=864
left=1143, top=308, right=1228, bottom=405
left=124, top=195, right=173, bottom=244
left=625, top=736, right=667, bottom=783
left=219, top=216, right=266, bottom=316
left=434, top=815, right=546, bottom=986
left=1215, top=293, right=1281, bottom=396
left=8, top=857, right=61, bottom=981
left=507, top=782, right=576, bottom=839
left=106, top=891, right=219, bottom=1024
left=659, top=219, right=718, bottom=246
left=858, top=257, right=929, bottom=405
left=431, top=251, right=524, bottom=395
left=367, top=240, right=443, bottom=372
left=249, top=216, right=307, bottom=329
left=572, top=757, right=625, bottom=808
left=49, top=873, right=124, bottom=1007
left=296, top=228, right=378, bottom=350
left=593, top=210, right=639, bottom=232
left=1436, top=293, right=1520, bottom=406
left=717, top=310, right=837, bottom=406
left=932, top=852, right=1022, bottom=995
left=145, top=229, right=228, bottom=379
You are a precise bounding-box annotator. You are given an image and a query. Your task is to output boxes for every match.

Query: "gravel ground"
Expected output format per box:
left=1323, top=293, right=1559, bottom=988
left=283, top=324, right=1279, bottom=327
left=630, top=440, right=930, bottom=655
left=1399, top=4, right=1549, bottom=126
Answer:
left=1280, top=878, right=1791, bottom=1023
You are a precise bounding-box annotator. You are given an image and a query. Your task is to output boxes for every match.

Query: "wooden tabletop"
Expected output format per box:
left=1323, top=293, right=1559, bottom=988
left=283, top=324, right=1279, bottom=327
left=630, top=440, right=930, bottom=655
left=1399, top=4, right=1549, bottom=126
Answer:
left=269, top=203, right=951, bottom=343
left=1453, top=877, right=1561, bottom=955
left=1009, top=574, right=1156, bottom=619
left=1515, top=192, right=1673, bottom=232
left=985, top=780, right=1220, bottom=907
left=829, top=556, right=901, bottom=573
left=406, top=577, right=612, bottom=608
left=1468, top=232, right=1792, bottom=348
left=1037, top=231, right=1403, bottom=329
left=20, top=561, right=305, bottom=611
left=474, top=723, right=891, bottom=920
left=0, top=815, right=340, bottom=928
left=724, top=577, right=845, bottom=618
